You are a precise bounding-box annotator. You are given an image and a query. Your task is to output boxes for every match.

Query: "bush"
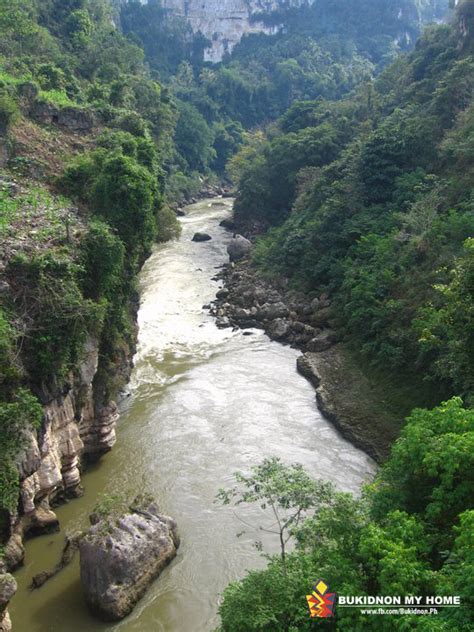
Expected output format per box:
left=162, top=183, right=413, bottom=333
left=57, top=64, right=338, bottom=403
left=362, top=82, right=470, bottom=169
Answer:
left=90, top=152, right=157, bottom=257
left=36, top=62, right=67, bottom=91
left=0, top=93, right=19, bottom=132
left=113, top=110, right=148, bottom=138
left=0, top=389, right=43, bottom=515
left=156, top=205, right=181, bottom=242
left=7, top=252, right=105, bottom=382
left=81, top=219, right=125, bottom=300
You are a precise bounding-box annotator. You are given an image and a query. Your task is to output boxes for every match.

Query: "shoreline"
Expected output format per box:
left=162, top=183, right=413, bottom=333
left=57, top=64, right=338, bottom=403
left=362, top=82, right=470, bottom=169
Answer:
left=211, top=257, right=403, bottom=463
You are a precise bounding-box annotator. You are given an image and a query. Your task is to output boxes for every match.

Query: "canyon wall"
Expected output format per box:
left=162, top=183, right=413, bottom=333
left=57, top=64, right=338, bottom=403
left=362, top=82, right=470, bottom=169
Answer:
left=3, top=334, right=126, bottom=571
left=161, top=0, right=310, bottom=62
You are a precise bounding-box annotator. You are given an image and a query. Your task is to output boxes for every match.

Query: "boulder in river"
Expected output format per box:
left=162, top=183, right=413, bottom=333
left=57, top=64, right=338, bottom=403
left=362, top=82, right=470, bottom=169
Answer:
left=219, top=218, right=235, bottom=230
left=256, top=301, right=289, bottom=322
left=192, top=232, right=212, bottom=242
left=79, top=496, right=180, bottom=622
left=227, top=235, right=252, bottom=261
left=268, top=318, right=290, bottom=341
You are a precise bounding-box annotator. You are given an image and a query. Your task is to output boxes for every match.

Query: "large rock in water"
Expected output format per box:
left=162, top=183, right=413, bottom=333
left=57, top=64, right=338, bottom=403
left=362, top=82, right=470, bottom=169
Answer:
left=192, top=232, right=212, bottom=242
left=227, top=235, right=252, bottom=261
left=79, top=498, right=180, bottom=621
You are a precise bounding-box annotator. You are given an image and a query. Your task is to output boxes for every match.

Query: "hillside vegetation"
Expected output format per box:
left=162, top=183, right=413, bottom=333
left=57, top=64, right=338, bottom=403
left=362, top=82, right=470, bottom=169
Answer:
left=0, top=0, right=179, bottom=537
left=0, top=1, right=472, bottom=630
left=233, top=2, right=473, bottom=405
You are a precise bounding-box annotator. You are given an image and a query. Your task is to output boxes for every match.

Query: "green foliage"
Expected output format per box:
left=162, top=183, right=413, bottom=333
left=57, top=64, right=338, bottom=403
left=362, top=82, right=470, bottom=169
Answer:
left=36, top=62, right=67, bottom=91
left=416, top=239, right=474, bottom=403
left=0, top=310, right=20, bottom=397
left=372, top=398, right=474, bottom=548
left=91, top=492, right=127, bottom=521
left=165, top=169, right=201, bottom=205
left=218, top=398, right=473, bottom=631
left=0, top=93, right=19, bottom=131
left=91, top=152, right=156, bottom=253
left=7, top=251, right=105, bottom=382
left=60, top=137, right=162, bottom=261
left=156, top=205, right=181, bottom=242
left=174, top=100, right=215, bottom=173
left=0, top=388, right=42, bottom=514
left=80, top=219, right=125, bottom=301
left=218, top=457, right=333, bottom=564
left=233, top=14, right=473, bottom=400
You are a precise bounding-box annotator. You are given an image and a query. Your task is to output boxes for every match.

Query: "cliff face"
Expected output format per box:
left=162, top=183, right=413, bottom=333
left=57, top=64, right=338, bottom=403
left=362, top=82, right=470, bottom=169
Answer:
left=161, top=0, right=304, bottom=62
left=4, top=333, right=125, bottom=571
left=156, top=0, right=449, bottom=62
left=0, top=94, right=136, bottom=572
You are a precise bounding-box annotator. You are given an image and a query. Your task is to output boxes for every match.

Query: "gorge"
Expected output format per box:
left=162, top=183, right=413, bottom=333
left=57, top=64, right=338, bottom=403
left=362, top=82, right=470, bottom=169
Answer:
left=9, top=198, right=375, bottom=631
left=0, top=1, right=472, bottom=630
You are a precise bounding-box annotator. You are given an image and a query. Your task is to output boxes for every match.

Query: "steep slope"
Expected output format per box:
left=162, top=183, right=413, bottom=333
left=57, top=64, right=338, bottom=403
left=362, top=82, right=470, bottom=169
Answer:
left=231, top=1, right=473, bottom=402
left=0, top=0, right=179, bottom=577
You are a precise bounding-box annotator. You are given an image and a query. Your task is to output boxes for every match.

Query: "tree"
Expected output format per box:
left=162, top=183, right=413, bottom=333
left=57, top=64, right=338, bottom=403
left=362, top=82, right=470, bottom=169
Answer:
left=371, top=398, right=474, bottom=553
left=217, top=457, right=333, bottom=569
left=173, top=100, right=215, bottom=172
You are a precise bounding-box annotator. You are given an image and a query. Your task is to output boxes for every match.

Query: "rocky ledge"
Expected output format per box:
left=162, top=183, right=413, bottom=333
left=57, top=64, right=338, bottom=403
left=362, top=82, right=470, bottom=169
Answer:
left=211, top=257, right=401, bottom=462
left=296, top=351, right=400, bottom=462
left=79, top=497, right=180, bottom=622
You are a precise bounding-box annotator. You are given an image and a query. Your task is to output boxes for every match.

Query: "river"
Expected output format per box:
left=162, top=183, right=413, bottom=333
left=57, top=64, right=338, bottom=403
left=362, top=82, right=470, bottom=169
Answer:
left=10, top=198, right=375, bottom=632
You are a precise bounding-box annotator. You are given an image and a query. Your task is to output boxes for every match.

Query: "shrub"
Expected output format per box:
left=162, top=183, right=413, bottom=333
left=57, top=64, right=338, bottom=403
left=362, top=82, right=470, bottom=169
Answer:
left=0, top=93, right=19, bottom=132
left=81, top=219, right=125, bottom=300
left=7, top=252, right=105, bottom=382
left=156, top=205, right=181, bottom=242
left=0, top=389, right=43, bottom=515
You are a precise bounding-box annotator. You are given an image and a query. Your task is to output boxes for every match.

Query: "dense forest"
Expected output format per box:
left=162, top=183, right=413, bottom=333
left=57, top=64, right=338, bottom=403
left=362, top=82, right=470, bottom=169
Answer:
left=0, top=0, right=473, bottom=630
left=232, top=2, right=473, bottom=405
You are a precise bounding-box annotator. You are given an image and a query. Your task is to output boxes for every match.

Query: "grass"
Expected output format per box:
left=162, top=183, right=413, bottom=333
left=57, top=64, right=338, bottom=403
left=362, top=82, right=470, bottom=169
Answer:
left=0, top=69, right=31, bottom=86
left=0, top=68, right=78, bottom=107
left=0, top=185, right=80, bottom=246
left=38, top=89, right=77, bottom=107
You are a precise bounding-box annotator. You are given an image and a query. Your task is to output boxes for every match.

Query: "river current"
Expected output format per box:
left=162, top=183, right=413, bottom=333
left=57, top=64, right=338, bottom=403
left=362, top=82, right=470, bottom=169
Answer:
left=11, top=198, right=375, bottom=632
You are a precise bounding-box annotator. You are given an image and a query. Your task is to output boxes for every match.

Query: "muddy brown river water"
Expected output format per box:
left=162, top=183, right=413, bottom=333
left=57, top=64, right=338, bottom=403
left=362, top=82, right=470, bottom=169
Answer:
left=11, top=198, right=375, bottom=632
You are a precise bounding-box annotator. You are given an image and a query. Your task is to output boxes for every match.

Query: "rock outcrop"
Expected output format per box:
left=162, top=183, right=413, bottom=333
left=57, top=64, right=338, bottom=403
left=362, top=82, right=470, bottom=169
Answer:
left=79, top=499, right=180, bottom=622
left=0, top=569, right=16, bottom=632
left=296, top=351, right=401, bottom=462
left=161, top=0, right=292, bottom=62
left=5, top=335, right=127, bottom=571
left=158, top=0, right=448, bottom=63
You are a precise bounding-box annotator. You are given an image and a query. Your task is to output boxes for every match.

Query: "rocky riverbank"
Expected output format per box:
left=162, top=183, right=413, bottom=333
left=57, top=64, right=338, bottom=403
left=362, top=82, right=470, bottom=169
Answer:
left=210, top=255, right=402, bottom=462
left=0, top=565, right=16, bottom=632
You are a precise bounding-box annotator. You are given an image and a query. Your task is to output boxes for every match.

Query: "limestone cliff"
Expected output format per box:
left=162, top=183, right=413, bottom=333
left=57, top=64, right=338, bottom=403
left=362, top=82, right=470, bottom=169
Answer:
left=4, top=334, right=125, bottom=571
left=152, top=0, right=449, bottom=62
left=161, top=0, right=302, bottom=62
